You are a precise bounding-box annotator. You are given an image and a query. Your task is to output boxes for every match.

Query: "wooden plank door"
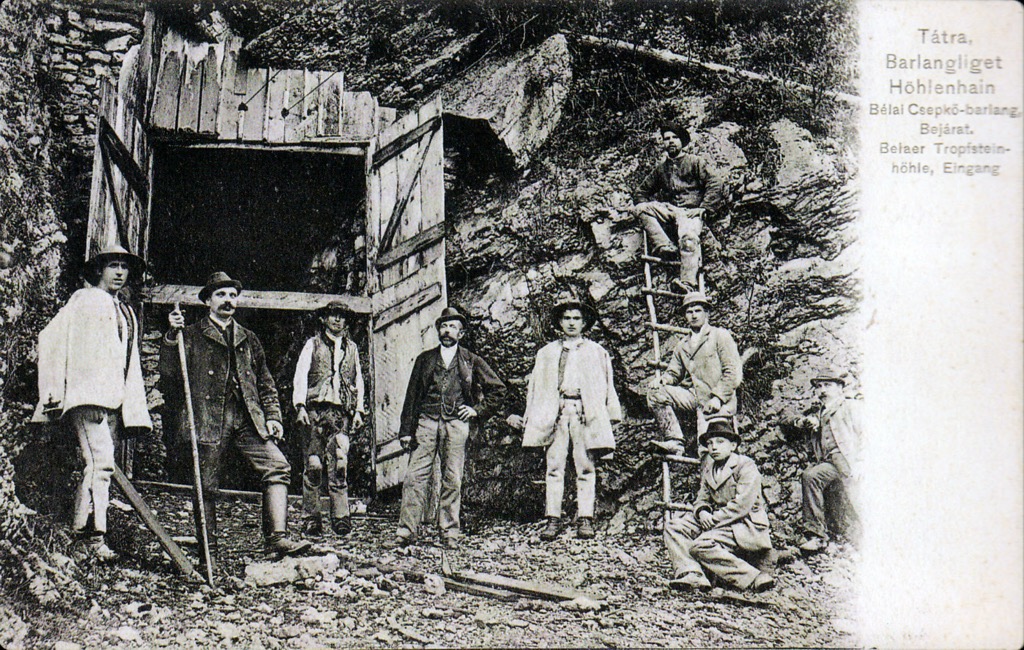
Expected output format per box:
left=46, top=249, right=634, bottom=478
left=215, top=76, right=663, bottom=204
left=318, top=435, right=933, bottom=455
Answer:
left=366, top=97, right=446, bottom=492
left=87, top=79, right=152, bottom=264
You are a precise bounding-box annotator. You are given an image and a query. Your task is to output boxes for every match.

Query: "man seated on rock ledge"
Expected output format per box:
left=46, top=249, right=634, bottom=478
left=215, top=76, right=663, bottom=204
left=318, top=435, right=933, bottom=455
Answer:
left=629, top=121, right=725, bottom=293
left=664, top=418, right=774, bottom=593
left=789, top=373, right=862, bottom=555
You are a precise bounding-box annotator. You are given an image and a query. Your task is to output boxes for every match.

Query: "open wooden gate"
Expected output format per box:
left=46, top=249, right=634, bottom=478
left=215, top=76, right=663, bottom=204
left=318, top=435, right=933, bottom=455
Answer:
left=87, top=79, right=152, bottom=263
left=366, top=98, right=447, bottom=491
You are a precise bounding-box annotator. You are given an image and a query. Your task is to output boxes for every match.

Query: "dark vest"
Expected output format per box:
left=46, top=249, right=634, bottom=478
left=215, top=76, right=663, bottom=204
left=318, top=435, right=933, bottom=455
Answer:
left=420, top=353, right=467, bottom=420
left=304, top=333, right=358, bottom=411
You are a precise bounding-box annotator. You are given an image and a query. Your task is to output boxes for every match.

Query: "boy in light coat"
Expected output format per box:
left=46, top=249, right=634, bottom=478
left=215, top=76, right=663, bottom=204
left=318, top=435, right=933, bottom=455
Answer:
left=510, top=300, right=621, bottom=541
left=664, top=418, right=774, bottom=592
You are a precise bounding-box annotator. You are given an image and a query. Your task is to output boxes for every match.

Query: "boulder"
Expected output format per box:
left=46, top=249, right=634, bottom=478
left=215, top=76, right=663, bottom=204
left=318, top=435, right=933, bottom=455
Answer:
left=441, top=34, right=573, bottom=169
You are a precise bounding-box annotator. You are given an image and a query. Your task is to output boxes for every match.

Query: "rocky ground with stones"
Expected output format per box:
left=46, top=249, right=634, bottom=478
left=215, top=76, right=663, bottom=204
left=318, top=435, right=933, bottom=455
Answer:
left=7, top=488, right=857, bottom=649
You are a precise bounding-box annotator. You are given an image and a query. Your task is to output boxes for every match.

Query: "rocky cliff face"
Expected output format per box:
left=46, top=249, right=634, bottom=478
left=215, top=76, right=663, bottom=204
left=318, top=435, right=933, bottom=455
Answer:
left=1, top=1, right=858, bottom=564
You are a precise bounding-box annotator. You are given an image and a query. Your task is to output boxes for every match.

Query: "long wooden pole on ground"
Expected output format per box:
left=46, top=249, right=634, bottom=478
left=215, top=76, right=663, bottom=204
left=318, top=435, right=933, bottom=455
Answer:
left=175, top=304, right=214, bottom=586
left=111, top=466, right=198, bottom=579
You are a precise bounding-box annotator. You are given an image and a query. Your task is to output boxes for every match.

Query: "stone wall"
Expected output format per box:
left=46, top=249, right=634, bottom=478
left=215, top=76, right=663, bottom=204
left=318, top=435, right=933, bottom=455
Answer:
left=43, top=1, right=143, bottom=155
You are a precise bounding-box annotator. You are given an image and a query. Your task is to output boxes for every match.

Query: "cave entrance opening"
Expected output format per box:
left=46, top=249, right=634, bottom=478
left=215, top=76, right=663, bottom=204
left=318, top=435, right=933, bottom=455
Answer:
left=85, top=22, right=449, bottom=497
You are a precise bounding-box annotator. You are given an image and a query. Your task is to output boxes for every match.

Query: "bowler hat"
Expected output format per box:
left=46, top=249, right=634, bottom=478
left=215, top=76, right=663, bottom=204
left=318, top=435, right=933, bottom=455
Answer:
left=86, top=244, right=146, bottom=275
left=682, top=291, right=711, bottom=310
left=810, top=375, right=845, bottom=387
left=435, top=306, right=468, bottom=329
left=551, top=300, right=599, bottom=332
left=316, top=300, right=354, bottom=317
left=198, top=271, right=243, bottom=302
left=698, top=417, right=741, bottom=446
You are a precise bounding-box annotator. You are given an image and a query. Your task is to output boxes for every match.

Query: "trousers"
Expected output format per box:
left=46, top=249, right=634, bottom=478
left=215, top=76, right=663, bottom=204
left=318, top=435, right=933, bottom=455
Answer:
left=67, top=406, right=119, bottom=534
left=302, top=404, right=353, bottom=520
left=545, top=399, right=597, bottom=518
left=802, top=460, right=854, bottom=539
left=664, top=511, right=761, bottom=589
left=635, top=202, right=704, bottom=286
left=397, top=415, right=470, bottom=540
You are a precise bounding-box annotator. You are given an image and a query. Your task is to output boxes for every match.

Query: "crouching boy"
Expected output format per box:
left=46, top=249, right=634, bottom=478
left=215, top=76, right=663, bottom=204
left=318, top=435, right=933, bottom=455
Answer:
left=664, top=418, right=774, bottom=592
left=292, top=301, right=366, bottom=537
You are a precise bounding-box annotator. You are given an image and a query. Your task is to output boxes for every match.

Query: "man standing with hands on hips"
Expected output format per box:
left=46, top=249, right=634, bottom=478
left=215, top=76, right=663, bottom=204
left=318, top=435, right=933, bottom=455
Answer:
left=386, top=306, right=506, bottom=550
left=160, top=271, right=311, bottom=562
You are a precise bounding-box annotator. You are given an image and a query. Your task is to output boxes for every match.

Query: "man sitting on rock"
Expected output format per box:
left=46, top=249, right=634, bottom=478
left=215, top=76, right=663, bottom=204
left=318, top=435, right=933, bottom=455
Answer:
left=648, top=291, right=742, bottom=456
left=630, top=121, right=724, bottom=292
left=792, top=374, right=862, bottom=554
left=664, top=418, right=774, bottom=593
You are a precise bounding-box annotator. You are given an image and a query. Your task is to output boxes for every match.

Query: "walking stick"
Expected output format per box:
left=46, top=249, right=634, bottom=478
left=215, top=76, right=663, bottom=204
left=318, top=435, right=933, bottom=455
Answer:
left=174, top=303, right=214, bottom=586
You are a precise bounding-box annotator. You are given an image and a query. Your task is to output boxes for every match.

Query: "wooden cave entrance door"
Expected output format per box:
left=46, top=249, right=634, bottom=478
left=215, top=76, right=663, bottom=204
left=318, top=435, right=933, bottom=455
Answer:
left=366, top=98, right=447, bottom=493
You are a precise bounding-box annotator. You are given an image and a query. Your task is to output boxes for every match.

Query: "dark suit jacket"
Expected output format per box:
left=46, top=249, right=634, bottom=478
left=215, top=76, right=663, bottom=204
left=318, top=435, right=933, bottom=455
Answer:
left=160, top=318, right=282, bottom=443
left=399, top=345, right=506, bottom=440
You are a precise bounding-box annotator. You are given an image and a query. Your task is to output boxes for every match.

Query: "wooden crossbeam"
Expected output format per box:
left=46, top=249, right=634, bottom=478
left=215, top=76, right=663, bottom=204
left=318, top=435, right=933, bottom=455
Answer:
left=371, top=115, right=441, bottom=169
left=372, top=282, right=442, bottom=332
left=375, top=222, right=445, bottom=270
left=98, top=118, right=149, bottom=202
left=142, top=284, right=372, bottom=313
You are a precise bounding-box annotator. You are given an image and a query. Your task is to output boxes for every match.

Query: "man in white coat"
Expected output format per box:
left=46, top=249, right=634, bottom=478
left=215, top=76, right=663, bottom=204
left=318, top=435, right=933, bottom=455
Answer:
left=33, top=245, right=152, bottom=561
left=509, top=300, right=621, bottom=541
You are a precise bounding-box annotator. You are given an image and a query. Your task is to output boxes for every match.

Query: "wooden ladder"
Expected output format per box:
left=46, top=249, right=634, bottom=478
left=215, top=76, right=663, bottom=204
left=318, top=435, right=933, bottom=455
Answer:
left=640, top=231, right=703, bottom=527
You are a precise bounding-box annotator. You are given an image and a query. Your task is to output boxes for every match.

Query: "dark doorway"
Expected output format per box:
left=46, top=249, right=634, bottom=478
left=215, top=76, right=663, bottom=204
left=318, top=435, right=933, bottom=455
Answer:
left=144, top=145, right=374, bottom=499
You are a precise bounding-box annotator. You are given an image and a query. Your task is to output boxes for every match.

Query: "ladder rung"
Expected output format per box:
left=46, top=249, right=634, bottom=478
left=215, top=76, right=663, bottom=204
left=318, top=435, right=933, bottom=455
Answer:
left=647, top=322, right=691, bottom=334
left=655, top=501, right=695, bottom=512
left=641, top=287, right=687, bottom=300
left=640, top=255, right=682, bottom=266
left=663, top=454, right=701, bottom=465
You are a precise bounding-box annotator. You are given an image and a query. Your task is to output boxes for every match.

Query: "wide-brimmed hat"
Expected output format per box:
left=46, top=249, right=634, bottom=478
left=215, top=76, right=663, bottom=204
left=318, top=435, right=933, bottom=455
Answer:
left=698, top=417, right=741, bottom=446
left=810, top=375, right=845, bottom=387
left=551, top=300, right=599, bottom=332
left=198, top=271, right=243, bottom=302
left=86, top=244, right=146, bottom=275
left=316, top=300, right=355, bottom=318
left=682, top=291, right=711, bottom=310
left=435, top=306, right=468, bottom=329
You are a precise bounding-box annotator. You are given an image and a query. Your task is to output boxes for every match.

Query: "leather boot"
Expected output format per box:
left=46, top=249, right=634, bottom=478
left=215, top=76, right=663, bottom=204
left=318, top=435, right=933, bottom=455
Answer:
left=262, top=484, right=312, bottom=557
left=539, top=517, right=563, bottom=541
left=651, top=405, right=686, bottom=454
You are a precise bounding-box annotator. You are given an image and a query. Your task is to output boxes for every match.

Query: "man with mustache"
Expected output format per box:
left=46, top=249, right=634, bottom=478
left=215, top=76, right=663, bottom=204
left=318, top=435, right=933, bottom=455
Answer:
left=629, top=122, right=725, bottom=292
left=161, top=272, right=311, bottom=564
left=385, top=307, right=506, bottom=550
left=793, top=374, right=862, bottom=554
left=33, top=245, right=152, bottom=562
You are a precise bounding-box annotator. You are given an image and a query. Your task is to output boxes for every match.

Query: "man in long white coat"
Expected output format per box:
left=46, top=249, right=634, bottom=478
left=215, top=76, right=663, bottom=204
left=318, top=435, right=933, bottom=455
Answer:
left=33, top=245, right=152, bottom=561
left=510, top=300, right=621, bottom=541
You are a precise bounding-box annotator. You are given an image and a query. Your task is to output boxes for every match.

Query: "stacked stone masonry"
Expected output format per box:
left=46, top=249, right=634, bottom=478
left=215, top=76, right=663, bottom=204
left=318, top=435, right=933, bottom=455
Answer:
left=43, top=1, right=143, bottom=160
